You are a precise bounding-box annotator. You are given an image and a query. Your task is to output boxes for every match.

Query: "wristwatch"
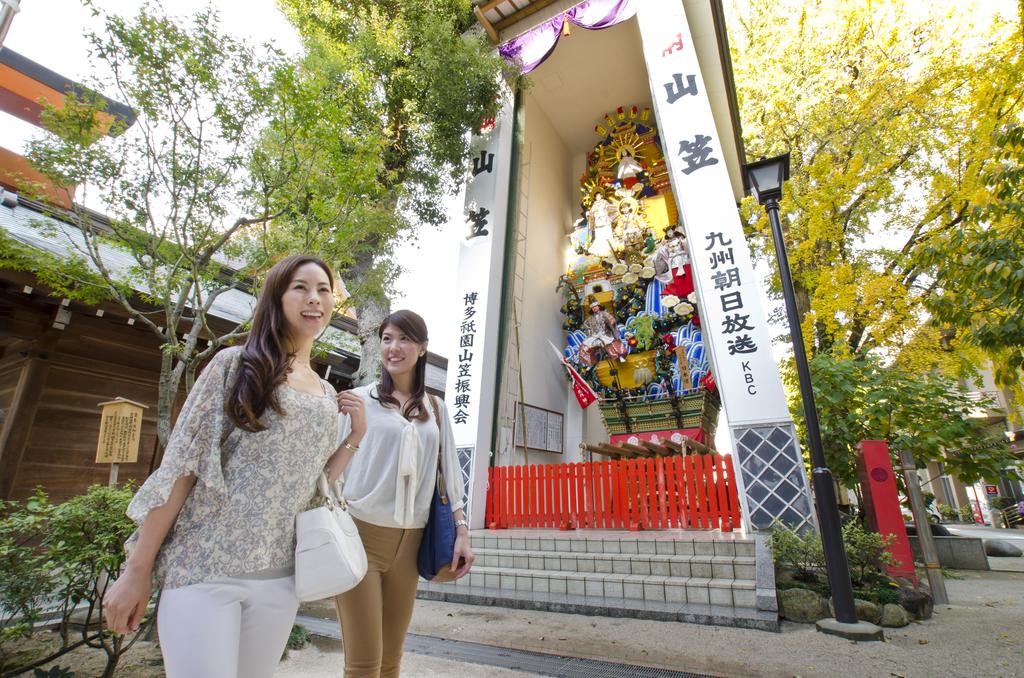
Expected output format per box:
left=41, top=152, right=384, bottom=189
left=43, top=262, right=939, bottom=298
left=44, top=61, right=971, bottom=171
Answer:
left=454, top=519, right=469, bottom=529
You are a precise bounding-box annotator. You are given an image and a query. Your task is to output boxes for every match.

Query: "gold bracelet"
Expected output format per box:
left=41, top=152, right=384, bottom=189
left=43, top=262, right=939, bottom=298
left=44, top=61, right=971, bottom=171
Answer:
left=341, top=440, right=359, bottom=453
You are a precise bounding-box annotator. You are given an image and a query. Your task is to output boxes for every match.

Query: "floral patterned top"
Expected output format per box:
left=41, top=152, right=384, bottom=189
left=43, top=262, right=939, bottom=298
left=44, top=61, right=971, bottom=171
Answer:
left=126, top=346, right=339, bottom=590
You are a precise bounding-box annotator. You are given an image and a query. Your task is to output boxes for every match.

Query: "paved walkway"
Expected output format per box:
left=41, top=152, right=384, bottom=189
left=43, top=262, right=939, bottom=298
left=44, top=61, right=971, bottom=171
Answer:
left=276, top=568, right=1024, bottom=678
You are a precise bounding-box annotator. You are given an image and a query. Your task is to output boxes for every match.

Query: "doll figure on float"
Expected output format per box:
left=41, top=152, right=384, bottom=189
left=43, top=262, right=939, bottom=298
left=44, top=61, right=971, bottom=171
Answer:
left=613, top=187, right=646, bottom=252
left=570, top=211, right=592, bottom=253
left=578, top=296, right=628, bottom=367
left=586, top=193, right=616, bottom=257
left=654, top=226, right=694, bottom=299
left=615, top=147, right=644, bottom=187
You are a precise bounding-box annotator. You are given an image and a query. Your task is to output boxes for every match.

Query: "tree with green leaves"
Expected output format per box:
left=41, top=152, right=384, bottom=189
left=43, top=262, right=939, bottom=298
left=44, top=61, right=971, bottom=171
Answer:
left=276, top=0, right=508, bottom=382
left=916, top=124, right=1024, bottom=395
left=6, top=3, right=378, bottom=450
left=231, top=37, right=397, bottom=316
left=790, top=351, right=1018, bottom=489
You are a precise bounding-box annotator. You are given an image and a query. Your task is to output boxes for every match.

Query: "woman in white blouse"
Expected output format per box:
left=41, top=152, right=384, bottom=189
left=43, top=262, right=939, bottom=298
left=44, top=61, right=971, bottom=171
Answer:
left=326, top=309, right=473, bottom=678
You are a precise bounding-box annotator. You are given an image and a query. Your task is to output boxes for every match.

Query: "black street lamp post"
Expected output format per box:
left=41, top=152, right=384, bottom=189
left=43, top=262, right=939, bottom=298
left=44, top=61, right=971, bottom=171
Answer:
left=744, top=154, right=860, bottom=629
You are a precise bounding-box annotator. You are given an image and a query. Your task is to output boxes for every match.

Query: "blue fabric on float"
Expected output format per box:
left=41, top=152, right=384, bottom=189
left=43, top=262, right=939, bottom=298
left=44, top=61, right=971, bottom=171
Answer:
left=644, top=278, right=664, bottom=316
left=669, top=321, right=710, bottom=391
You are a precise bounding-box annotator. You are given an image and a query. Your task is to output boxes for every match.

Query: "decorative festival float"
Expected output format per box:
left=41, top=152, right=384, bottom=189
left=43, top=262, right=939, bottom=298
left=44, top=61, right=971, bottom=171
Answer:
left=480, top=104, right=744, bottom=534
left=444, top=0, right=814, bottom=547
left=559, top=105, right=722, bottom=453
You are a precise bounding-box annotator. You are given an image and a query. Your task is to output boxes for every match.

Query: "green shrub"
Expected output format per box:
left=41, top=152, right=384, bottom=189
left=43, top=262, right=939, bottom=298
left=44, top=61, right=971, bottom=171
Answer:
left=958, top=503, right=975, bottom=522
left=34, top=667, right=76, bottom=677
left=0, top=485, right=152, bottom=678
left=842, top=520, right=894, bottom=586
left=989, top=496, right=1017, bottom=511
left=0, top=491, right=58, bottom=670
left=771, top=519, right=899, bottom=590
left=769, top=522, right=824, bottom=581
left=43, top=484, right=144, bottom=678
left=286, top=624, right=309, bottom=651
left=853, top=579, right=901, bottom=606
left=936, top=503, right=958, bottom=521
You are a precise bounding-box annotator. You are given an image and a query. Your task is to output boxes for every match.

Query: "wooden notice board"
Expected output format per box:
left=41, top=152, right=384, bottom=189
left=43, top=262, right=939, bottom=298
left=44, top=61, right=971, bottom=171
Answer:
left=513, top=402, right=563, bottom=454
left=95, top=398, right=147, bottom=464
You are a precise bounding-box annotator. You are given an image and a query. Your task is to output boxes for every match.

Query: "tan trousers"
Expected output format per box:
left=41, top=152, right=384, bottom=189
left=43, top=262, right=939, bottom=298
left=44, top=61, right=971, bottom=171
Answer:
left=334, top=517, right=423, bottom=678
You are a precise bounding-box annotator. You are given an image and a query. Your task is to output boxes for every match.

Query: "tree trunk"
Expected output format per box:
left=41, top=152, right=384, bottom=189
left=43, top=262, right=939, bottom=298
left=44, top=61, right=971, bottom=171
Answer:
left=101, top=654, right=119, bottom=678
left=349, top=250, right=390, bottom=386
left=155, top=350, right=177, bottom=452
left=354, top=295, right=388, bottom=386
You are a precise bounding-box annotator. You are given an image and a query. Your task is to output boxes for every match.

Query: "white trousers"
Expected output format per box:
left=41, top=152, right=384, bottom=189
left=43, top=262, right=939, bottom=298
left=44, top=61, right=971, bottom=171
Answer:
left=158, top=575, right=299, bottom=678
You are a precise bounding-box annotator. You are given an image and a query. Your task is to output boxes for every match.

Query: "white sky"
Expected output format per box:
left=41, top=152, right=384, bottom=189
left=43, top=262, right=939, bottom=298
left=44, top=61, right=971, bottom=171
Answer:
left=0, top=0, right=463, bottom=358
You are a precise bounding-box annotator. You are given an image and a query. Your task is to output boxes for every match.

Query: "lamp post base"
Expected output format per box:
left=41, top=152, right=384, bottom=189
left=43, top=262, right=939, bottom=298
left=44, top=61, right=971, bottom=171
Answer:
left=815, top=618, right=884, bottom=642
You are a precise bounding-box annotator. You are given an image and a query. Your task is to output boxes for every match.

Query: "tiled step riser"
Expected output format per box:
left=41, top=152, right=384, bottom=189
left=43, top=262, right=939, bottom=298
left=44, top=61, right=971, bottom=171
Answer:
left=445, top=569, right=756, bottom=608
left=424, top=531, right=775, bottom=629
left=476, top=535, right=755, bottom=559
left=475, top=551, right=755, bottom=581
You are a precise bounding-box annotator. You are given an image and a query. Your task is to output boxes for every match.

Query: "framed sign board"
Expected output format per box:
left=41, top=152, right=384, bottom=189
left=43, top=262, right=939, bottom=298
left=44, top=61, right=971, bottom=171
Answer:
left=513, top=402, right=563, bottom=454
left=95, top=398, right=147, bottom=464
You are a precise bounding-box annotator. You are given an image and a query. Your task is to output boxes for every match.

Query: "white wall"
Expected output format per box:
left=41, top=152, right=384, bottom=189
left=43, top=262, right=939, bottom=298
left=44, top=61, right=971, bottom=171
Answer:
left=499, top=92, right=579, bottom=465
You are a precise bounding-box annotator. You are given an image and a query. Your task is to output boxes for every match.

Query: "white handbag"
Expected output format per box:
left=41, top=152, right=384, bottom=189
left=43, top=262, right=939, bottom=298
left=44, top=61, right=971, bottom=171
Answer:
left=294, top=472, right=367, bottom=602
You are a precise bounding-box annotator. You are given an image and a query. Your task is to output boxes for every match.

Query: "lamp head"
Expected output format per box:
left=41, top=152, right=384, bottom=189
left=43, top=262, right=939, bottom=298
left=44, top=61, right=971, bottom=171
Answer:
left=743, top=153, right=791, bottom=205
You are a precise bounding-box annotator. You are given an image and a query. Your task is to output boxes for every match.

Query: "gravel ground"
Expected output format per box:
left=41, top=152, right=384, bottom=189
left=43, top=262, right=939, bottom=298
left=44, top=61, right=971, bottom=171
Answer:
left=290, top=569, right=1024, bottom=678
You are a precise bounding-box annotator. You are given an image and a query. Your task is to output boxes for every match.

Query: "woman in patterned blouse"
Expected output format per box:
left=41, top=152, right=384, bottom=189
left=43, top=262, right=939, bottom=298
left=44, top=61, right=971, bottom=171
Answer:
left=103, top=254, right=366, bottom=678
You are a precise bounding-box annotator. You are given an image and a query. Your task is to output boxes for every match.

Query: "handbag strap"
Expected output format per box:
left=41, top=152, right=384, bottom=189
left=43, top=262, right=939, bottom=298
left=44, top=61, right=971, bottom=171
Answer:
left=427, top=395, right=448, bottom=504
left=315, top=471, right=346, bottom=510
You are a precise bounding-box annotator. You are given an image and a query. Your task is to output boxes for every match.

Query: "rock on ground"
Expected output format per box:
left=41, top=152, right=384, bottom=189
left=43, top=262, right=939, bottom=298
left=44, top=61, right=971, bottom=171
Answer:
left=984, top=539, right=1023, bottom=557
left=778, top=587, right=826, bottom=623
left=880, top=603, right=910, bottom=628
left=898, top=588, right=934, bottom=620
left=827, top=597, right=882, bottom=625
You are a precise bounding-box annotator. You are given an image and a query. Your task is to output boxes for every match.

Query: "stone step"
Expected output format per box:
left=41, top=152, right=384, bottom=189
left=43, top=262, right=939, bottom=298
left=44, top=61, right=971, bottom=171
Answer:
left=472, top=531, right=755, bottom=558
left=417, top=580, right=778, bottom=631
left=442, top=565, right=756, bottom=608
left=475, top=547, right=756, bottom=581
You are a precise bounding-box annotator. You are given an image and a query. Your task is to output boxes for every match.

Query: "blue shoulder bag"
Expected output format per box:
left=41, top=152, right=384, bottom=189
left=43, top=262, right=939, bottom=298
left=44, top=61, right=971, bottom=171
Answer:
left=417, top=396, right=461, bottom=581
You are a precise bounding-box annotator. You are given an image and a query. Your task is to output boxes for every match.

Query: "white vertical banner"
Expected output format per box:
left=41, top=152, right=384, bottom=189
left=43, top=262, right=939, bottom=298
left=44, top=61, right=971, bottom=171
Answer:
left=444, top=90, right=516, bottom=527
left=635, top=0, right=787, bottom=426
left=637, top=1, right=815, bottom=533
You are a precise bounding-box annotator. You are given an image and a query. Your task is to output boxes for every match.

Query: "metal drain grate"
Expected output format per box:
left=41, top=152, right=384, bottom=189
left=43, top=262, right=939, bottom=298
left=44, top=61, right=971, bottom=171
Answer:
left=296, top=615, right=720, bottom=678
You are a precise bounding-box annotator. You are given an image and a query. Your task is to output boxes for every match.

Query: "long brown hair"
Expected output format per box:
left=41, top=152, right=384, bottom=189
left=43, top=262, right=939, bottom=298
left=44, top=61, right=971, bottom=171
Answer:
left=228, top=254, right=335, bottom=432
left=372, top=309, right=430, bottom=422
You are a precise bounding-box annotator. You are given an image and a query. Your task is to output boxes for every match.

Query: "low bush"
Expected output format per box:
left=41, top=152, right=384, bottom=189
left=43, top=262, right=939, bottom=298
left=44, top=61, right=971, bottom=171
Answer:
left=958, top=503, right=975, bottom=523
left=842, top=521, right=894, bottom=586
left=989, top=496, right=1018, bottom=512
left=286, top=624, right=309, bottom=651
left=771, top=519, right=898, bottom=593
left=0, top=485, right=153, bottom=678
left=853, top=579, right=901, bottom=606
left=936, top=503, right=958, bottom=521
left=0, top=491, right=57, bottom=671
left=769, top=523, right=824, bottom=582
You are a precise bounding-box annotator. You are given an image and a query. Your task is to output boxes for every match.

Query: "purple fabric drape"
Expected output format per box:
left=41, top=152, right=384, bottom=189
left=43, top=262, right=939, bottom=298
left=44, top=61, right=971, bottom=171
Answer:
left=498, top=0, right=636, bottom=74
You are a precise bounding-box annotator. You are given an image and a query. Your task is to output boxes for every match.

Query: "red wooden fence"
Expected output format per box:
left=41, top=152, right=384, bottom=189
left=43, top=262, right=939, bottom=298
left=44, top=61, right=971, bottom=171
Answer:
left=484, top=454, right=742, bottom=532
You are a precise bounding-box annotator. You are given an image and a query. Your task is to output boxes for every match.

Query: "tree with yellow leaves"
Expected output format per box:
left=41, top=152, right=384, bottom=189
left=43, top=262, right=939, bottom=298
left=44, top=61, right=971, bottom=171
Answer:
left=728, top=0, right=1022, bottom=381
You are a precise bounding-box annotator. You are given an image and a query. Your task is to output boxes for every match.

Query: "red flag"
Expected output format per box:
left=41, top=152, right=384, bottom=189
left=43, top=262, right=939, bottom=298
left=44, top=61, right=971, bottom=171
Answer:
left=564, top=360, right=598, bottom=409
